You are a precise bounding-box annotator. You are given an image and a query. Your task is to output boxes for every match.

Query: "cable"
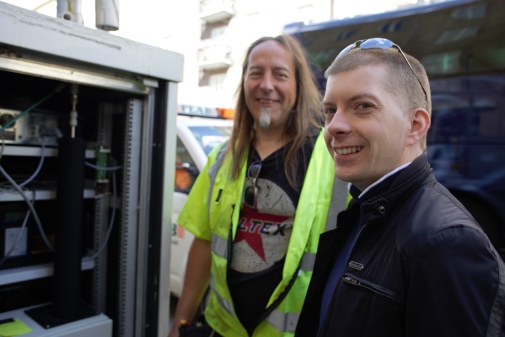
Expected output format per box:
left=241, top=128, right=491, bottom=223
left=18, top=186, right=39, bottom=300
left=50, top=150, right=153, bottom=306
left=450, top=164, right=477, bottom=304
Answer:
left=0, top=165, right=53, bottom=251
left=0, top=139, right=46, bottom=193
left=0, top=202, right=32, bottom=268
left=19, top=140, right=46, bottom=188
left=0, top=143, right=122, bottom=262
left=83, top=171, right=117, bottom=261
left=0, top=155, right=122, bottom=260
left=0, top=134, right=5, bottom=161
left=85, top=161, right=122, bottom=171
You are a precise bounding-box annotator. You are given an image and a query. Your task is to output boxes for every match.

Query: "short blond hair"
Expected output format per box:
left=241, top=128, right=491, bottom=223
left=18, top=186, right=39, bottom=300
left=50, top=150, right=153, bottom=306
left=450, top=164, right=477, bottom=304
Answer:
left=325, top=47, right=431, bottom=149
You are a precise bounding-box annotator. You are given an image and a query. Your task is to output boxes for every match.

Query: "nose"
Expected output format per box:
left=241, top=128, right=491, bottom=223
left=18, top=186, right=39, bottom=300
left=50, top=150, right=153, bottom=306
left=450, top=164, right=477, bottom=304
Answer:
left=259, top=73, right=274, bottom=92
left=326, top=109, right=351, bottom=136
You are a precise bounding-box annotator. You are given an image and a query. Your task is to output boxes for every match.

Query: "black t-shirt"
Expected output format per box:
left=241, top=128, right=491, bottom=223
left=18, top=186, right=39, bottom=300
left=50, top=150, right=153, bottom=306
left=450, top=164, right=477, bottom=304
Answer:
left=227, top=133, right=317, bottom=333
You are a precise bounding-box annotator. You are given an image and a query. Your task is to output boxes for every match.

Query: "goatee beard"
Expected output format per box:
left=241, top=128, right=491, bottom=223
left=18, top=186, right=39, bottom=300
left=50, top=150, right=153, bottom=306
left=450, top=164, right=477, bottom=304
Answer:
left=259, top=107, right=271, bottom=129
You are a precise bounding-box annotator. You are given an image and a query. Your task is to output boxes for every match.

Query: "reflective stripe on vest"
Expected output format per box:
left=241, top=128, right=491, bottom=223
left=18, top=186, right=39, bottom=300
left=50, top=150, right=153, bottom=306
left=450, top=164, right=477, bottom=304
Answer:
left=325, top=177, right=349, bottom=232
left=265, top=309, right=300, bottom=333
left=207, top=142, right=228, bottom=219
left=299, top=252, right=316, bottom=272
left=209, top=279, right=304, bottom=334
left=211, top=233, right=227, bottom=259
left=210, top=233, right=316, bottom=331
left=209, top=274, right=235, bottom=318
left=203, top=133, right=345, bottom=335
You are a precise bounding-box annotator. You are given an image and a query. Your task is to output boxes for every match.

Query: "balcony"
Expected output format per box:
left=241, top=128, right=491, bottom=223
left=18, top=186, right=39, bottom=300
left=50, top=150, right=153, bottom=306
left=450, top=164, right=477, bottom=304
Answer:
left=200, top=0, right=234, bottom=23
left=198, top=44, right=232, bottom=70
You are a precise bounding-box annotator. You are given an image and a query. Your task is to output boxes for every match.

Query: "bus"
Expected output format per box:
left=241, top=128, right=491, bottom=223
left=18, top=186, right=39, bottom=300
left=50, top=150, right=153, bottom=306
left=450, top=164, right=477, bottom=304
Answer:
left=285, top=0, right=505, bottom=257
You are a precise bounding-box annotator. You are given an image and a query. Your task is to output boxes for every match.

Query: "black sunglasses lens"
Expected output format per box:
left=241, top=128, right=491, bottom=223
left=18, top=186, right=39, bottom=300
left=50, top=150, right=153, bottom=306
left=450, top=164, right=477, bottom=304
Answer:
left=248, top=162, right=261, bottom=179
left=360, top=38, right=393, bottom=50
left=245, top=161, right=261, bottom=207
left=336, top=43, right=356, bottom=58
left=244, top=185, right=256, bottom=207
left=336, top=38, right=428, bottom=102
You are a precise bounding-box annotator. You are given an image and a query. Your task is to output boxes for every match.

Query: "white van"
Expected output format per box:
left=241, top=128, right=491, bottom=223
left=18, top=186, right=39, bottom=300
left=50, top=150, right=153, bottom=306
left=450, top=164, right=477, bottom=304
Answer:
left=170, top=112, right=232, bottom=297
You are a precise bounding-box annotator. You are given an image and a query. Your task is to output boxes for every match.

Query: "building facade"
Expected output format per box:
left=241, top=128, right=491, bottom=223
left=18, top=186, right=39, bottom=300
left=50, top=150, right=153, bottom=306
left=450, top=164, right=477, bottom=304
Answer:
left=6, top=0, right=442, bottom=113
left=160, top=0, right=439, bottom=110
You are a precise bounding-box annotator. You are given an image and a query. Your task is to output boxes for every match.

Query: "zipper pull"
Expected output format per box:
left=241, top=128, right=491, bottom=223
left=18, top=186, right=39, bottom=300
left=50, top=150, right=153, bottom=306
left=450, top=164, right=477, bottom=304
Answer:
left=343, top=275, right=360, bottom=285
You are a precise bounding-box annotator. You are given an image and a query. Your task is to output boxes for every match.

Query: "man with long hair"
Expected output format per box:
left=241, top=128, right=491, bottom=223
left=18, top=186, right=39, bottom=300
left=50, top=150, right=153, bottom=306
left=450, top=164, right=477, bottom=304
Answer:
left=168, top=34, right=345, bottom=337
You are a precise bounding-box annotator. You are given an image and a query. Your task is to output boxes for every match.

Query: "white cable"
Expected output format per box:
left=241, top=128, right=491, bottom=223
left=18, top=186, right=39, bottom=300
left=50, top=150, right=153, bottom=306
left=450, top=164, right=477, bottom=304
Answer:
left=0, top=206, right=31, bottom=268
left=19, top=140, right=46, bottom=188
left=0, top=156, right=121, bottom=261
left=85, top=161, right=122, bottom=171
left=0, top=134, right=5, bottom=161
left=0, top=165, right=53, bottom=251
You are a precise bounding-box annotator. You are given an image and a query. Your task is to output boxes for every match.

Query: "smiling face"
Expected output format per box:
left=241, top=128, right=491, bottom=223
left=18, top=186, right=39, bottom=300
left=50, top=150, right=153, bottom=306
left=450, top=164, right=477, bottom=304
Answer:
left=323, top=64, right=424, bottom=191
left=244, top=40, right=297, bottom=131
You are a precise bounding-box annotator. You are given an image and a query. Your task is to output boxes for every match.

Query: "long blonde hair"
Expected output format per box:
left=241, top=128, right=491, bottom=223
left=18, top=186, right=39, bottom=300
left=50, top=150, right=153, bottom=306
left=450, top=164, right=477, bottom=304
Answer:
left=227, top=35, right=323, bottom=189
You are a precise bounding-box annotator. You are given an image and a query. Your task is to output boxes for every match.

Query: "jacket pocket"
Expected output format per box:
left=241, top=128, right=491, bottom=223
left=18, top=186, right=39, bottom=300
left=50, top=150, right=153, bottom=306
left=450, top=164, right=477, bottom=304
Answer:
left=342, top=274, right=397, bottom=302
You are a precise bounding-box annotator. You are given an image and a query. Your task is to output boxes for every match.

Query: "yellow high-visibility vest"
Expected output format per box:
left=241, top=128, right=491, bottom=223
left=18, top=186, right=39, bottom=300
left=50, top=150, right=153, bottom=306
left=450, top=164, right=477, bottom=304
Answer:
left=178, top=130, right=345, bottom=337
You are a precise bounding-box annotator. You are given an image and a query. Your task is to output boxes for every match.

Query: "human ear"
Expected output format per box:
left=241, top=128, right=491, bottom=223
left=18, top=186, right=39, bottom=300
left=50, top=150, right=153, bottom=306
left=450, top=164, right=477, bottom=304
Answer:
left=406, top=108, right=431, bottom=146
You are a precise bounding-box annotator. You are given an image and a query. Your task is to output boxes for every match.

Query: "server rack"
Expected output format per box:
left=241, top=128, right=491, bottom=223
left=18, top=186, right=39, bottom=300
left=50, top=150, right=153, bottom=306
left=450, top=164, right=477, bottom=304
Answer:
left=0, top=3, right=181, bottom=337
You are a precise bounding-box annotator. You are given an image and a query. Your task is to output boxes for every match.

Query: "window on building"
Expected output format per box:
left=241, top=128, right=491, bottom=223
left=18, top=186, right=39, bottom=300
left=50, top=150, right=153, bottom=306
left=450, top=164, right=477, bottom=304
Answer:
left=199, top=69, right=228, bottom=88
left=209, top=72, right=226, bottom=90
left=210, top=25, right=227, bottom=40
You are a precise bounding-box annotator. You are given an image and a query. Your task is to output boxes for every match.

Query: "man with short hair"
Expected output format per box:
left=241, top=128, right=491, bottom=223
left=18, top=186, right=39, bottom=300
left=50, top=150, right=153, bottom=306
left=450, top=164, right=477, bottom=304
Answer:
left=295, top=38, right=505, bottom=337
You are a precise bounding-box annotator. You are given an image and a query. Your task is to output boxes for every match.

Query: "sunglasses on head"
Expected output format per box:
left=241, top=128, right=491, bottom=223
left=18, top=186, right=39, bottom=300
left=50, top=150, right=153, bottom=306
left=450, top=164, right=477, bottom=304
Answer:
left=337, top=38, right=428, bottom=102
left=244, top=161, right=262, bottom=208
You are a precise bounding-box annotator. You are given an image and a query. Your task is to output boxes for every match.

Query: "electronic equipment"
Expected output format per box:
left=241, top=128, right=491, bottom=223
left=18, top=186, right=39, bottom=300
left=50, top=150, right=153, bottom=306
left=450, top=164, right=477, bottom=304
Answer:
left=0, top=2, right=182, bottom=335
left=0, top=200, right=56, bottom=270
left=0, top=108, right=59, bottom=146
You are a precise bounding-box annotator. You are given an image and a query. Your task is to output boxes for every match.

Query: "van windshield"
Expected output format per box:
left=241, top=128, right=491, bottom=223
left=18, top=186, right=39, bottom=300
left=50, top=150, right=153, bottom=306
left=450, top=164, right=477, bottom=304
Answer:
left=188, top=125, right=232, bottom=155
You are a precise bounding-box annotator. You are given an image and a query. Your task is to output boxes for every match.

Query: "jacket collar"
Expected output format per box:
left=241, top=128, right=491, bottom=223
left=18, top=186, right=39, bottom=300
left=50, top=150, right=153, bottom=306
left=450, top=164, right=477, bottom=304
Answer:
left=354, top=153, right=434, bottom=226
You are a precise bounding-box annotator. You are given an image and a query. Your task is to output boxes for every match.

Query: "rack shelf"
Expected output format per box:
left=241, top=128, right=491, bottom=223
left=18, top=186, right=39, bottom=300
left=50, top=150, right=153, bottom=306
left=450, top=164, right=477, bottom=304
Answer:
left=0, top=188, right=98, bottom=202
left=2, top=145, right=96, bottom=158
left=0, top=258, right=95, bottom=286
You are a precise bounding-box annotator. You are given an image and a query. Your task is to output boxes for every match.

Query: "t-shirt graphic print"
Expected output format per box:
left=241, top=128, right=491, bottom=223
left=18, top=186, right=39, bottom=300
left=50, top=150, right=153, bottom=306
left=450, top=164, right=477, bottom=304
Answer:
left=231, top=178, right=295, bottom=272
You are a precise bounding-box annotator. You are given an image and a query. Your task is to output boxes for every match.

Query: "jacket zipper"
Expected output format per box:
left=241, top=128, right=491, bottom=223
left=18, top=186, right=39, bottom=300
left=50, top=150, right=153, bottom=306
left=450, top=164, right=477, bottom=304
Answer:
left=342, top=274, right=396, bottom=302
left=352, top=222, right=367, bottom=249
left=344, top=221, right=367, bottom=267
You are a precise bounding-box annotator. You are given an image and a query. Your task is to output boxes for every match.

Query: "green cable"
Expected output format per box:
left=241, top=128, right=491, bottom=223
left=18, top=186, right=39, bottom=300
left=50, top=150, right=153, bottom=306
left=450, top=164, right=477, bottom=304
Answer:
left=0, top=82, right=67, bottom=135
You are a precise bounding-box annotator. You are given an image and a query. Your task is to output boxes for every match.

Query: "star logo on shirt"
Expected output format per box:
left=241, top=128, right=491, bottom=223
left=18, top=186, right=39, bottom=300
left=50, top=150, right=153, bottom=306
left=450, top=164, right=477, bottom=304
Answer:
left=234, top=212, right=290, bottom=262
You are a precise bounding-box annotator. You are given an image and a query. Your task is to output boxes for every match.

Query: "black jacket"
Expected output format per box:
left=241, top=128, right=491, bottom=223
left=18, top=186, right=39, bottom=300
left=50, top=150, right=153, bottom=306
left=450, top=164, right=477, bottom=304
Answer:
left=296, top=154, right=505, bottom=337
